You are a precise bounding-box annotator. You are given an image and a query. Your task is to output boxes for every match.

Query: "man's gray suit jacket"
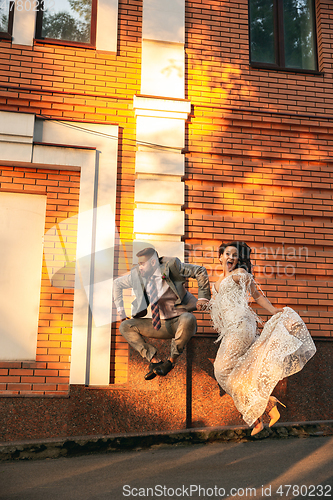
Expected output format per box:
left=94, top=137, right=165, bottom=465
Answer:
left=113, top=256, right=211, bottom=318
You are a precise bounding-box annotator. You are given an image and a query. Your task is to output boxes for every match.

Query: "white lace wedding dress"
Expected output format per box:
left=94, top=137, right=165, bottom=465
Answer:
left=210, top=271, right=317, bottom=426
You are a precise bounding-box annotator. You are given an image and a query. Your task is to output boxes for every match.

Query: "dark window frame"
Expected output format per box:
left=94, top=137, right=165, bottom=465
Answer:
left=249, top=0, right=319, bottom=73
left=35, top=0, right=97, bottom=49
left=0, top=1, right=14, bottom=40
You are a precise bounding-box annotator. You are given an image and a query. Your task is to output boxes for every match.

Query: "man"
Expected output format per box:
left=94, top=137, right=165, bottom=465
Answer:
left=113, top=247, right=211, bottom=379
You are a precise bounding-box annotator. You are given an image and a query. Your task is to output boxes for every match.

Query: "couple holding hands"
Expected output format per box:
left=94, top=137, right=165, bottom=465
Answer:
left=113, top=242, right=316, bottom=436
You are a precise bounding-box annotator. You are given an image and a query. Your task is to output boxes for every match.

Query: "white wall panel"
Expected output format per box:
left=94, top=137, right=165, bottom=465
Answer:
left=136, top=115, right=185, bottom=149
left=134, top=208, right=184, bottom=235
left=0, top=111, right=34, bottom=138
left=143, top=0, right=185, bottom=43
left=0, top=111, right=34, bottom=162
left=0, top=192, right=46, bottom=360
left=141, top=40, right=185, bottom=99
left=12, top=8, right=36, bottom=46
left=134, top=95, right=191, bottom=119
left=135, top=151, right=184, bottom=176
left=0, top=143, right=33, bottom=163
left=0, top=111, right=118, bottom=385
left=135, top=179, right=184, bottom=205
left=96, top=0, right=118, bottom=52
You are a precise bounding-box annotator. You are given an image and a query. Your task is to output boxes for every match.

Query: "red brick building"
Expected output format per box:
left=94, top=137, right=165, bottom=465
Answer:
left=0, top=0, right=331, bottom=442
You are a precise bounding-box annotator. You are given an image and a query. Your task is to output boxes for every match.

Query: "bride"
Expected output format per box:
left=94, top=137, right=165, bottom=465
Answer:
left=209, top=241, right=316, bottom=436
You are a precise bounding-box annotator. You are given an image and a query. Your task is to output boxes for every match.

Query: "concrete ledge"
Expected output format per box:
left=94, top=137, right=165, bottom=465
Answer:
left=1, top=421, right=332, bottom=462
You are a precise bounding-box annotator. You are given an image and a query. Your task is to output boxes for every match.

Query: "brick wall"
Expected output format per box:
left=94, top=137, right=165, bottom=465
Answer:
left=186, top=0, right=333, bottom=113
left=0, top=0, right=332, bottom=396
left=0, top=165, right=80, bottom=395
left=185, top=154, right=333, bottom=335
left=185, top=0, right=333, bottom=339
left=0, top=0, right=331, bottom=439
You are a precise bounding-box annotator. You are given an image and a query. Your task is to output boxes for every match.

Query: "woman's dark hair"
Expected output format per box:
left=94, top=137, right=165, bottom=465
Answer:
left=218, top=241, right=253, bottom=275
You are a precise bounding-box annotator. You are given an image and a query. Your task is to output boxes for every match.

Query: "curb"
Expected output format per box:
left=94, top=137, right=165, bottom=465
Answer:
left=1, top=420, right=332, bottom=461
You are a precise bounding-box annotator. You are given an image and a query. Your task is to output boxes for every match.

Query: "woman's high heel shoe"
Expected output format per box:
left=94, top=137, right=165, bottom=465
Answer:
left=251, top=416, right=264, bottom=436
left=266, top=396, right=286, bottom=427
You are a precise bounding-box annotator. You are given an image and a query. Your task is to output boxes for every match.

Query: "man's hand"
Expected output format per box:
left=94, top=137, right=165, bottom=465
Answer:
left=196, top=299, right=209, bottom=311
left=118, top=308, right=130, bottom=322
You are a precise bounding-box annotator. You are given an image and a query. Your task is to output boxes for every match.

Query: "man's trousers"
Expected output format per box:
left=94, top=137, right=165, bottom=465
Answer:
left=119, top=313, right=197, bottom=361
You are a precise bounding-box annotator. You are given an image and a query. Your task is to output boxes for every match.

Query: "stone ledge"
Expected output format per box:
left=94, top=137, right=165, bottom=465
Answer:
left=1, top=420, right=332, bottom=462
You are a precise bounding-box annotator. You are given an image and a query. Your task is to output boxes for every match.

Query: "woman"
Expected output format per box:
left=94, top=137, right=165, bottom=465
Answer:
left=209, top=241, right=316, bottom=436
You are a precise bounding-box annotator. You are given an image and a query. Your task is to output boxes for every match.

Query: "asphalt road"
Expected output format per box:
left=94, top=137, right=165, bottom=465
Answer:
left=0, top=436, right=332, bottom=500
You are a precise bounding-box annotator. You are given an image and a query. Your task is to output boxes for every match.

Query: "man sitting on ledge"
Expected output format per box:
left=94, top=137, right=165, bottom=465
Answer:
left=113, top=247, right=211, bottom=380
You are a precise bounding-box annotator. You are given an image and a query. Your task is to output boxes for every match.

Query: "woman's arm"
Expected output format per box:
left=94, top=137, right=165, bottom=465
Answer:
left=232, top=269, right=282, bottom=316
left=250, top=281, right=282, bottom=315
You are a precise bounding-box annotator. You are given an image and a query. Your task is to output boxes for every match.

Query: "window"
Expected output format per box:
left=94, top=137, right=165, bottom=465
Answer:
left=35, top=0, right=97, bottom=47
left=249, top=0, right=318, bottom=71
left=0, top=0, right=14, bottom=39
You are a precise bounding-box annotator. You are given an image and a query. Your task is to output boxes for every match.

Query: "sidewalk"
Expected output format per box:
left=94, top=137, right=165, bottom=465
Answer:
left=1, top=420, right=332, bottom=462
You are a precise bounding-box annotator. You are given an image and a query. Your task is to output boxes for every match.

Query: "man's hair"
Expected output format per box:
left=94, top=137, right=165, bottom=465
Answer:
left=136, top=247, right=159, bottom=260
